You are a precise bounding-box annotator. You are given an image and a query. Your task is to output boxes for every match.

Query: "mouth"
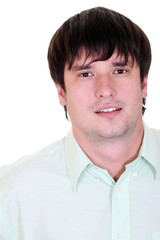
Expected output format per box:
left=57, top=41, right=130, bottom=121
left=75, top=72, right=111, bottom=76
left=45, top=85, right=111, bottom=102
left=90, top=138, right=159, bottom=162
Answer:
left=95, top=107, right=122, bottom=113
left=95, top=106, right=122, bottom=118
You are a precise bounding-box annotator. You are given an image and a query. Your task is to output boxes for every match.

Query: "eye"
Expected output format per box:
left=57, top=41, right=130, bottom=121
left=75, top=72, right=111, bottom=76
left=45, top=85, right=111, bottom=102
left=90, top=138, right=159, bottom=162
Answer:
left=79, top=72, right=93, bottom=77
left=114, top=69, right=127, bottom=74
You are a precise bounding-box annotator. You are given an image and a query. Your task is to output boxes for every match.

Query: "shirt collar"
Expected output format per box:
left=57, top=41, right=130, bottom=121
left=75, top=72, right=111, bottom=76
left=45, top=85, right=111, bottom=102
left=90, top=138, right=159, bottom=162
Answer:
left=139, top=122, right=160, bottom=179
left=64, top=130, right=90, bottom=191
left=65, top=123, right=160, bottom=191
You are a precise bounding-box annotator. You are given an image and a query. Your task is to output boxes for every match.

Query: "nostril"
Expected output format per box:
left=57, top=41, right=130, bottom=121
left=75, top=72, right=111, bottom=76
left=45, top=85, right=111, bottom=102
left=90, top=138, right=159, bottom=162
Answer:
left=98, top=92, right=114, bottom=98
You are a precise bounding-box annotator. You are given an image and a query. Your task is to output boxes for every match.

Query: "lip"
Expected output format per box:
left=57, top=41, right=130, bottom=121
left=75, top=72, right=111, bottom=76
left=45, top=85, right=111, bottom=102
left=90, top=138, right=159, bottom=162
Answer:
left=94, top=104, right=123, bottom=118
left=94, top=104, right=122, bottom=113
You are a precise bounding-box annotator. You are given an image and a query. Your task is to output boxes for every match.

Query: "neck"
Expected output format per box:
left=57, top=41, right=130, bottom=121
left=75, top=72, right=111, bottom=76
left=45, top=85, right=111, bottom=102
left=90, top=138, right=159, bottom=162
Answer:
left=73, top=120, right=144, bottom=181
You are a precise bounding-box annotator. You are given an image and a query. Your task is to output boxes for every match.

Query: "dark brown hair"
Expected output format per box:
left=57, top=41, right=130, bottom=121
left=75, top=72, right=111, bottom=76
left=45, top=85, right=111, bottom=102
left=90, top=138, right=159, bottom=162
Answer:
left=48, top=7, right=151, bottom=115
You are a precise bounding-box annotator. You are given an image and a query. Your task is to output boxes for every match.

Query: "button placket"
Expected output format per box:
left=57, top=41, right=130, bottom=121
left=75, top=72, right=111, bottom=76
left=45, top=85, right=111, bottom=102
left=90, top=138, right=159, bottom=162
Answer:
left=112, top=174, right=131, bottom=240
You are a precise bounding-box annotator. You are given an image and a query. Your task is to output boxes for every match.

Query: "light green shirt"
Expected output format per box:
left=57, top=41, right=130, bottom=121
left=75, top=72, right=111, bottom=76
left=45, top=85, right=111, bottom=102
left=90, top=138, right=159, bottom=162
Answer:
left=0, top=123, right=160, bottom=240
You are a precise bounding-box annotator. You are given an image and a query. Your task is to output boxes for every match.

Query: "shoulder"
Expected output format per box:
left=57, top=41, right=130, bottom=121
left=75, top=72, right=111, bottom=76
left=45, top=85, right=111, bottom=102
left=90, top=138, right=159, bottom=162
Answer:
left=150, top=127, right=160, bottom=140
left=144, top=122, right=160, bottom=139
left=0, top=137, right=66, bottom=188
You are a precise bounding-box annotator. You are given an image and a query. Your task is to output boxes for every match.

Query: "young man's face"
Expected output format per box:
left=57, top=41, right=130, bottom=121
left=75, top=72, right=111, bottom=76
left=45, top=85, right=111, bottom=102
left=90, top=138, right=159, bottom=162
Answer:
left=56, top=51, right=148, bottom=142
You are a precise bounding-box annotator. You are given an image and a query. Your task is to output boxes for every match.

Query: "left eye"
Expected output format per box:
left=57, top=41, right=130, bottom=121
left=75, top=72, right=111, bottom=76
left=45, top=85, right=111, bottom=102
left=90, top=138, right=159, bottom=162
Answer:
left=79, top=72, right=92, bottom=77
left=114, top=69, right=127, bottom=74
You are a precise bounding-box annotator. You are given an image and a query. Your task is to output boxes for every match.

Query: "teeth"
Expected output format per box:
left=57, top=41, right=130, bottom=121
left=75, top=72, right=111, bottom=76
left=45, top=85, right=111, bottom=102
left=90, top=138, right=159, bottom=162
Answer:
left=97, top=108, right=120, bottom=113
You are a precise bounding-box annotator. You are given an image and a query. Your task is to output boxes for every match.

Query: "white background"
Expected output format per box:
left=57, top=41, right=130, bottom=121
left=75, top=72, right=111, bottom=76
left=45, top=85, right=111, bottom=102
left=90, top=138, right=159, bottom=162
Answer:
left=0, top=0, right=160, bottom=166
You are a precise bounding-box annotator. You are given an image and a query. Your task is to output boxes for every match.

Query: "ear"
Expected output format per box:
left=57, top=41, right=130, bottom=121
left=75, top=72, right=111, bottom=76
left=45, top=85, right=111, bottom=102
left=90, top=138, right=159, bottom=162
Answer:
left=142, top=75, right=148, bottom=98
left=56, top=84, right=66, bottom=106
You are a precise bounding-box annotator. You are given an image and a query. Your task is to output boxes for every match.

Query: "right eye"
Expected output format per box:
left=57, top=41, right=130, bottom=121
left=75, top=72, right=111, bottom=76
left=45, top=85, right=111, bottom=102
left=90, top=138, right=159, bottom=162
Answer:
left=79, top=72, right=93, bottom=77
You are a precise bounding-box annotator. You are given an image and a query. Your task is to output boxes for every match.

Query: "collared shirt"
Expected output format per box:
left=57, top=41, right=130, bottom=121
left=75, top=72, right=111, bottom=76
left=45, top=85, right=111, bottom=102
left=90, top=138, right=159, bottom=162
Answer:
left=0, top=123, right=160, bottom=240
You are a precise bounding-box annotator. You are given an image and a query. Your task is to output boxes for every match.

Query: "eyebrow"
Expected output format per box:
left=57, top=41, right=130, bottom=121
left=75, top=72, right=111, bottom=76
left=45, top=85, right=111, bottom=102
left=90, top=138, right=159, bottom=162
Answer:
left=71, top=63, right=92, bottom=72
left=70, top=59, right=134, bottom=72
left=112, top=60, right=133, bottom=67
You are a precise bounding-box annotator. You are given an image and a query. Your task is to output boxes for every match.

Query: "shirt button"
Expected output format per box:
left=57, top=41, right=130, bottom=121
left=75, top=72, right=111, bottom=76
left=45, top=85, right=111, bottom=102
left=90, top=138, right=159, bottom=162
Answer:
left=116, top=187, right=121, bottom=193
left=91, top=165, right=97, bottom=170
left=95, top=177, right=101, bottom=181
left=132, top=172, right=138, bottom=177
left=117, top=232, right=124, bottom=238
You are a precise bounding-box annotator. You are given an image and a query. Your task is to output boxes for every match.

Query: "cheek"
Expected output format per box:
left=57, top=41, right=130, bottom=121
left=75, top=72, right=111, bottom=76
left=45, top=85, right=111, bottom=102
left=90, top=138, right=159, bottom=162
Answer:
left=66, top=85, right=93, bottom=115
left=121, top=82, right=143, bottom=106
left=131, top=89, right=144, bottom=112
left=67, top=83, right=92, bottom=101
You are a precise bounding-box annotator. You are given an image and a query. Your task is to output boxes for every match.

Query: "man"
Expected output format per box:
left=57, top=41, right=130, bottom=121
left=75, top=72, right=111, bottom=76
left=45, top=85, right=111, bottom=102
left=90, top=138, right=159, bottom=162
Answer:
left=0, top=6, right=160, bottom=240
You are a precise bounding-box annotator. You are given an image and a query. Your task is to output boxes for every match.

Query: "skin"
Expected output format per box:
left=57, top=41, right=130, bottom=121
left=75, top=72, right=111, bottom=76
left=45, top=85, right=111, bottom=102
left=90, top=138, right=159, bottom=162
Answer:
left=56, top=51, right=148, bottom=181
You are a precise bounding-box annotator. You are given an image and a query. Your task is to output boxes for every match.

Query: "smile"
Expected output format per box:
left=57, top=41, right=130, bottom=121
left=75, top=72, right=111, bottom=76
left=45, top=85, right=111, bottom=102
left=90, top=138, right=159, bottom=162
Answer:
left=96, top=108, right=121, bottom=113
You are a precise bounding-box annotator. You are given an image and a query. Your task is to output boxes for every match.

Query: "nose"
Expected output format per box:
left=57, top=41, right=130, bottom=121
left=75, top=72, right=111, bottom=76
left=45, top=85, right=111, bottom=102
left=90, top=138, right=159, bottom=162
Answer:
left=95, top=74, right=117, bottom=99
